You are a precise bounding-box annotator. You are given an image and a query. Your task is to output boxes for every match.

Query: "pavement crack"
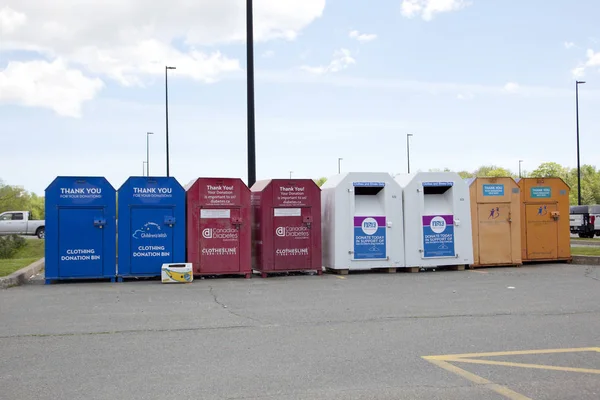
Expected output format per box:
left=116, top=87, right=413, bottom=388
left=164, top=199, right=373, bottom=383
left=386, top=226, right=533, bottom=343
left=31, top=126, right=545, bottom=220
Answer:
left=584, top=266, right=600, bottom=282
left=209, top=285, right=263, bottom=324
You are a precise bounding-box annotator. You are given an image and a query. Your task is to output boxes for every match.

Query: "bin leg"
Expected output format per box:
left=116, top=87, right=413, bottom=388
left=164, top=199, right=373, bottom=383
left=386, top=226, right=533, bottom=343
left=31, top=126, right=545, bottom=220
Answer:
left=117, top=277, right=124, bottom=283
left=317, top=269, right=323, bottom=276
left=245, top=273, right=252, bottom=279
left=261, top=272, right=268, bottom=279
left=110, top=277, right=116, bottom=283
left=44, top=279, right=52, bottom=285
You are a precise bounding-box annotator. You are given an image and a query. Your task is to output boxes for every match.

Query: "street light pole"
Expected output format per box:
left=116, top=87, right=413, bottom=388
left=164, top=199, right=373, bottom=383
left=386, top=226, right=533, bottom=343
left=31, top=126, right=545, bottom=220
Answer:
left=289, top=171, right=293, bottom=179
left=165, top=66, right=176, bottom=177
left=146, top=132, right=153, bottom=177
left=338, top=158, right=343, bottom=174
left=406, top=134, right=413, bottom=173
left=247, top=0, right=257, bottom=187
left=576, top=80, right=585, bottom=205
left=519, top=160, right=523, bottom=178
left=143, top=161, right=147, bottom=176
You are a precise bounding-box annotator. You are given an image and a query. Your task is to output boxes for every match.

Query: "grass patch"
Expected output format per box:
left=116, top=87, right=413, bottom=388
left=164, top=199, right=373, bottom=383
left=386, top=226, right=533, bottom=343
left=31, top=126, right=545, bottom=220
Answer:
left=0, top=239, right=44, bottom=277
left=571, top=237, right=599, bottom=241
left=571, top=247, right=600, bottom=256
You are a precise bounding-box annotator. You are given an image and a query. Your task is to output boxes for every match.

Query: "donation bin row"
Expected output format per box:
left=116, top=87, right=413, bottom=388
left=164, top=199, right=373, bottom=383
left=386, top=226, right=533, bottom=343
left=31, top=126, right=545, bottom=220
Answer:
left=44, top=173, right=572, bottom=283
left=44, top=176, right=324, bottom=283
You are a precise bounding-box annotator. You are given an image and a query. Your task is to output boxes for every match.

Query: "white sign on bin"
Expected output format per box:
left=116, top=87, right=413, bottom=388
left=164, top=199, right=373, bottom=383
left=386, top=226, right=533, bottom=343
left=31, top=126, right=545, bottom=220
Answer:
left=274, top=208, right=301, bottom=217
left=201, top=209, right=231, bottom=219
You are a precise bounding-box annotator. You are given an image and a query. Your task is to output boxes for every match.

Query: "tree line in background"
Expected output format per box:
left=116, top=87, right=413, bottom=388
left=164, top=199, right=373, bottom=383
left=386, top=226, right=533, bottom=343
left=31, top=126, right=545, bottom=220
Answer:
left=314, top=162, right=600, bottom=206
left=1, top=162, right=599, bottom=218
left=0, top=180, right=45, bottom=219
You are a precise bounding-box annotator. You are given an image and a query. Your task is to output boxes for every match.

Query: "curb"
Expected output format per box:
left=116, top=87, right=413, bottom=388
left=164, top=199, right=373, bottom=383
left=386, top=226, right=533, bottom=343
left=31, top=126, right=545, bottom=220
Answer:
left=0, top=258, right=45, bottom=289
left=571, top=255, right=600, bottom=265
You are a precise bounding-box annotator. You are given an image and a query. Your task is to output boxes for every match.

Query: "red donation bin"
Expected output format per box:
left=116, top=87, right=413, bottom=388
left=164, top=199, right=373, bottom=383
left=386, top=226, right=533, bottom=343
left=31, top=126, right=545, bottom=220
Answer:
left=186, top=178, right=251, bottom=278
left=251, top=179, right=322, bottom=278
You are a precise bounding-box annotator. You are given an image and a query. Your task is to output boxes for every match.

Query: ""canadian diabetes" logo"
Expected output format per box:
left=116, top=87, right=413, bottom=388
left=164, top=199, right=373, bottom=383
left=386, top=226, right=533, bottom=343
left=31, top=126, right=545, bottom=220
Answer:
left=202, top=228, right=238, bottom=240
left=275, top=226, right=309, bottom=239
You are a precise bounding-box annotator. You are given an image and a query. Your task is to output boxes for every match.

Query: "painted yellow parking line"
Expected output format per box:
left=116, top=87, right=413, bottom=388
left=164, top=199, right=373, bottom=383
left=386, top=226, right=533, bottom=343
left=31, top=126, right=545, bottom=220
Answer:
left=423, top=347, right=600, bottom=400
left=427, top=347, right=600, bottom=360
left=449, top=358, right=600, bottom=375
left=424, top=358, right=532, bottom=400
left=334, top=275, right=346, bottom=280
left=468, top=269, right=488, bottom=274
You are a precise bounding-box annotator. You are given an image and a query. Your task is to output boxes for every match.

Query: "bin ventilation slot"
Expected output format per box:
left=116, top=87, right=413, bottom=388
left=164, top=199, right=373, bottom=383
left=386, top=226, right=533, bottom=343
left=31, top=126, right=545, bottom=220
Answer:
left=423, top=185, right=452, bottom=195
left=76, top=180, right=86, bottom=184
left=354, top=186, right=384, bottom=196
left=147, top=179, right=158, bottom=184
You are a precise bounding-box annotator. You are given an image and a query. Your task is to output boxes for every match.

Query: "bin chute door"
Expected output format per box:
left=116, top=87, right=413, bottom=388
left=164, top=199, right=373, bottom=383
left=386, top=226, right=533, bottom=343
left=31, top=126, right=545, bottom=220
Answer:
left=272, top=207, right=311, bottom=270
left=526, top=203, right=558, bottom=260
left=130, top=207, right=175, bottom=274
left=58, top=208, right=104, bottom=278
left=477, top=203, right=512, bottom=265
left=198, top=208, right=241, bottom=273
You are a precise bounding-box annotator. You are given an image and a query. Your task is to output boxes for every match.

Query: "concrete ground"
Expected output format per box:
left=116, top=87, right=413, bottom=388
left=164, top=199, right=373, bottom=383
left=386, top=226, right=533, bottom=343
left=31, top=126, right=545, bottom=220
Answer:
left=1, top=264, right=599, bottom=400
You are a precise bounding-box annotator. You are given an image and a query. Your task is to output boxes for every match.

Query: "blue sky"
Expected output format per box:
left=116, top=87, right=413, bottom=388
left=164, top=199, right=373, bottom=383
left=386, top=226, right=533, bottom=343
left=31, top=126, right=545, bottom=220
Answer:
left=1, top=0, right=600, bottom=195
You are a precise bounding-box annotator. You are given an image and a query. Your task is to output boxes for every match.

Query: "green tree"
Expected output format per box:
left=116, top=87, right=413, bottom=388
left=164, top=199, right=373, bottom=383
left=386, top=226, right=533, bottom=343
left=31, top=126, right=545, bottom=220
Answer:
left=0, top=180, right=45, bottom=218
left=314, top=177, right=327, bottom=187
left=474, top=165, right=514, bottom=178
left=529, top=162, right=569, bottom=180
left=457, top=171, right=474, bottom=179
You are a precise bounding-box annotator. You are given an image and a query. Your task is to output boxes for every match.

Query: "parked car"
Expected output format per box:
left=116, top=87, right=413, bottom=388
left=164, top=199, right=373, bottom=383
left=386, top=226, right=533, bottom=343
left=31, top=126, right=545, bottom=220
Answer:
left=569, top=205, right=600, bottom=238
left=0, top=211, right=45, bottom=239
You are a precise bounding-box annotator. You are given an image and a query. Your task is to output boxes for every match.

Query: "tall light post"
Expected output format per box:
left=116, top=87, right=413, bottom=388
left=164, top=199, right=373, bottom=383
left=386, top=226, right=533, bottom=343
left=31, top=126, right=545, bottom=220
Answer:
left=246, top=0, right=257, bottom=187
left=289, top=171, right=293, bottom=179
left=406, top=133, right=413, bottom=173
left=142, top=161, right=147, bottom=176
left=146, top=132, right=153, bottom=177
left=338, top=157, right=343, bottom=174
left=519, top=160, right=523, bottom=178
left=576, top=80, right=585, bottom=205
left=165, top=66, right=176, bottom=177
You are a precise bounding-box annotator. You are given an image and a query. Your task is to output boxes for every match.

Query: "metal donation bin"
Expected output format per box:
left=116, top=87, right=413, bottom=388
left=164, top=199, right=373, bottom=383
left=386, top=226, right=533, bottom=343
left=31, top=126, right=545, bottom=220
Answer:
left=467, top=177, right=522, bottom=268
left=251, top=179, right=322, bottom=278
left=117, top=177, right=186, bottom=279
left=321, top=172, right=404, bottom=273
left=396, top=172, right=473, bottom=269
left=517, top=178, right=571, bottom=262
left=45, top=176, right=116, bottom=284
left=186, top=178, right=251, bottom=278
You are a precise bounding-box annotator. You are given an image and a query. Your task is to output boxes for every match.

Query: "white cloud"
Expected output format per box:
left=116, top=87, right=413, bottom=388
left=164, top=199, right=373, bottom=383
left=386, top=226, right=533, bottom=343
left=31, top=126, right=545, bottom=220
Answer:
left=349, top=30, right=377, bottom=43
left=457, top=92, right=474, bottom=100
left=262, top=50, right=276, bottom=58
left=0, top=1, right=325, bottom=115
left=301, top=49, right=356, bottom=75
left=0, top=6, right=26, bottom=34
left=401, top=0, right=470, bottom=21
left=571, top=48, right=600, bottom=78
left=503, top=82, right=520, bottom=93
left=564, top=41, right=575, bottom=49
left=0, top=59, right=104, bottom=118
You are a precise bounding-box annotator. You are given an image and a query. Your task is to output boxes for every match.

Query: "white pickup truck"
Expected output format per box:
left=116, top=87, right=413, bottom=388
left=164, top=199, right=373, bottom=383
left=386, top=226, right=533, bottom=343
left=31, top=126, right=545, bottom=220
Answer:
left=0, top=211, right=45, bottom=239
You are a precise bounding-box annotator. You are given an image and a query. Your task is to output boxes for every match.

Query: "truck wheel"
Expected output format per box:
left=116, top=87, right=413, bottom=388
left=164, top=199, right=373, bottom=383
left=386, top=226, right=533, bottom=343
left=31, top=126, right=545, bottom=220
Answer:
left=36, top=227, right=45, bottom=239
left=578, top=233, right=586, bottom=238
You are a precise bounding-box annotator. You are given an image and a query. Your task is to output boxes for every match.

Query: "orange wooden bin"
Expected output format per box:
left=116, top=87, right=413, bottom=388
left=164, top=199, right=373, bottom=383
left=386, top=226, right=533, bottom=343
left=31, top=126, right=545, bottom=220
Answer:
left=468, top=177, right=522, bottom=268
left=516, top=178, right=571, bottom=263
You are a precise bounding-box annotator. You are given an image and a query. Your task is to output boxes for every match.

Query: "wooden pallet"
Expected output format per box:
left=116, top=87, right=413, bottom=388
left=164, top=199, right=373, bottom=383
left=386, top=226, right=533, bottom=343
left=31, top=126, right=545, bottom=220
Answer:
left=256, top=269, right=323, bottom=278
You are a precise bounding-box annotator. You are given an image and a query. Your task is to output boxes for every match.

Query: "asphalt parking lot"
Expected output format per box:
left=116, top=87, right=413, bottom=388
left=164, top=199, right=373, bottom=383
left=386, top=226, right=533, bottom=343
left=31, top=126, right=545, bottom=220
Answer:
left=1, top=264, right=599, bottom=400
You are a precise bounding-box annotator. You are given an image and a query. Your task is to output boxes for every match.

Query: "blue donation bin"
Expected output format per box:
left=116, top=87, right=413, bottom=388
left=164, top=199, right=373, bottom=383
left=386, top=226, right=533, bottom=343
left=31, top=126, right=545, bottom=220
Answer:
left=45, top=176, right=117, bottom=284
left=117, top=177, right=186, bottom=279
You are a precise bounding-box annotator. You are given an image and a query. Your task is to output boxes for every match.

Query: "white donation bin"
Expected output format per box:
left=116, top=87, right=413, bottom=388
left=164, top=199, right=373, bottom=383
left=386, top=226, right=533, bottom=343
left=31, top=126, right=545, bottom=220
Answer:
left=395, top=172, right=473, bottom=268
left=321, top=172, right=404, bottom=271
